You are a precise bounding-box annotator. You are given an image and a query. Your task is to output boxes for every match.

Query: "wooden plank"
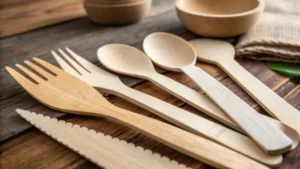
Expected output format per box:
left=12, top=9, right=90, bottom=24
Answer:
left=0, top=0, right=177, bottom=142
left=1, top=53, right=298, bottom=143
left=0, top=0, right=175, bottom=38
left=0, top=68, right=299, bottom=169
left=0, top=0, right=175, bottom=64
left=0, top=116, right=203, bottom=169
left=1, top=36, right=298, bottom=143
left=1, top=0, right=299, bottom=168
left=1, top=30, right=299, bottom=166
left=0, top=0, right=85, bottom=38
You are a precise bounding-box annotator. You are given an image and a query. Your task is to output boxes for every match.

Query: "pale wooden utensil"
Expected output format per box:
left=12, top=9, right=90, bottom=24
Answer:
left=17, top=109, right=191, bottom=169
left=52, top=48, right=282, bottom=166
left=142, top=32, right=292, bottom=155
left=97, top=44, right=299, bottom=150
left=175, top=0, right=264, bottom=37
left=5, top=58, right=269, bottom=169
left=189, top=39, right=300, bottom=135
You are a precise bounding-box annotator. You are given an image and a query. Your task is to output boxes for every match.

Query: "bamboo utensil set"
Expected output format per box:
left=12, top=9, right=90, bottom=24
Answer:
left=52, top=48, right=281, bottom=166
left=6, top=58, right=268, bottom=169
left=6, top=33, right=299, bottom=168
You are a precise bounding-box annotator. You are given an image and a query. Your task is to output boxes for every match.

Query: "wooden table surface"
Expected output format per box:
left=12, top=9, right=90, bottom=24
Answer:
left=0, top=0, right=299, bottom=168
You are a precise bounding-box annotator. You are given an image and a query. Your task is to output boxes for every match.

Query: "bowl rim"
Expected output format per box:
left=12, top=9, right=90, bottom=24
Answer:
left=84, top=0, right=151, bottom=7
left=175, top=0, right=265, bottom=18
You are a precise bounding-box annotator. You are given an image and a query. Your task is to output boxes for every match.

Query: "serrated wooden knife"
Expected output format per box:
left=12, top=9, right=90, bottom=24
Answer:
left=16, top=109, right=191, bottom=169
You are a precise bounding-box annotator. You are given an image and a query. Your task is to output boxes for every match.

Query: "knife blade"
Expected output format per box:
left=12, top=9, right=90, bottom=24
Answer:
left=16, top=109, right=191, bottom=169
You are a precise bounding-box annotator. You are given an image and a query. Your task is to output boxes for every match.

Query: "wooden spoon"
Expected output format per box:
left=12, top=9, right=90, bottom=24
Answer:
left=97, top=43, right=299, bottom=151
left=143, top=32, right=292, bottom=155
left=189, top=39, right=300, bottom=135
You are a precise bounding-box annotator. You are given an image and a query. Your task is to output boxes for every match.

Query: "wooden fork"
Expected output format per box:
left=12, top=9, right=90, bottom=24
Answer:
left=5, top=58, right=269, bottom=169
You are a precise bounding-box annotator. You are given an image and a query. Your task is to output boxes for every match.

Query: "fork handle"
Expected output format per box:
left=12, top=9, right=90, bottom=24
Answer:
left=217, top=59, right=300, bottom=134
left=95, top=105, right=269, bottom=169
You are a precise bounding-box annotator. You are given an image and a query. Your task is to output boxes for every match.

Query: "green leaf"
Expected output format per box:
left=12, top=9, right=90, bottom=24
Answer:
left=267, top=62, right=300, bottom=77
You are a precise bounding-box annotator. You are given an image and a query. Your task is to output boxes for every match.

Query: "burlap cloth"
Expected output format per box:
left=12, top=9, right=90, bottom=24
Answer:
left=236, top=0, right=300, bottom=63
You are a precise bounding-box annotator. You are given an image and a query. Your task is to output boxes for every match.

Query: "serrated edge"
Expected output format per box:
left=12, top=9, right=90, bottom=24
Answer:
left=16, top=109, right=191, bottom=169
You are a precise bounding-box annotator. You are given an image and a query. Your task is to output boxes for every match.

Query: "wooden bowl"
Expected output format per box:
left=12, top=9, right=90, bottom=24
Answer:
left=86, top=0, right=142, bottom=5
left=84, top=0, right=152, bottom=25
left=175, top=0, right=264, bottom=37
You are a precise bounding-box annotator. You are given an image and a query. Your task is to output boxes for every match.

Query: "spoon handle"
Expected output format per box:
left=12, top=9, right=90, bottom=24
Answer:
left=97, top=105, right=269, bottom=169
left=145, top=72, right=298, bottom=148
left=109, top=83, right=282, bottom=166
left=218, top=60, right=300, bottom=134
left=181, top=65, right=292, bottom=155
left=146, top=72, right=242, bottom=132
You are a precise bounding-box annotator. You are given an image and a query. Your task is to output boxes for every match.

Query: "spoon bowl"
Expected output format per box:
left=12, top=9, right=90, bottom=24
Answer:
left=176, top=0, right=264, bottom=37
left=97, top=44, right=155, bottom=78
left=143, top=32, right=196, bottom=72
left=189, top=39, right=236, bottom=64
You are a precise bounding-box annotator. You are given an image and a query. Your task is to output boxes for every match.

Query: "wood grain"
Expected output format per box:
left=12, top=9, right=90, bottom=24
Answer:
left=142, top=32, right=294, bottom=154
left=0, top=73, right=299, bottom=169
left=0, top=0, right=178, bottom=142
left=175, top=0, right=264, bottom=37
left=52, top=48, right=283, bottom=166
left=190, top=39, right=300, bottom=135
left=83, top=0, right=152, bottom=25
left=0, top=0, right=86, bottom=38
left=182, top=64, right=293, bottom=154
left=17, top=109, right=192, bottom=169
left=6, top=57, right=268, bottom=169
left=0, top=0, right=300, bottom=168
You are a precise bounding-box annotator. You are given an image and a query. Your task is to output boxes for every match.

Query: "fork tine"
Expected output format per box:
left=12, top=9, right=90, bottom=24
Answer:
left=32, top=57, right=61, bottom=75
left=6, top=66, right=37, bottom=88
left=58, top=49, right=88, bottom=75
left=66, top=47, right=99, bottom=72
left=15, top=64, right=45, bottom=83
left=51, top=51, right=80, bottom=77
left=24, top=60, right=54, bottom=79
